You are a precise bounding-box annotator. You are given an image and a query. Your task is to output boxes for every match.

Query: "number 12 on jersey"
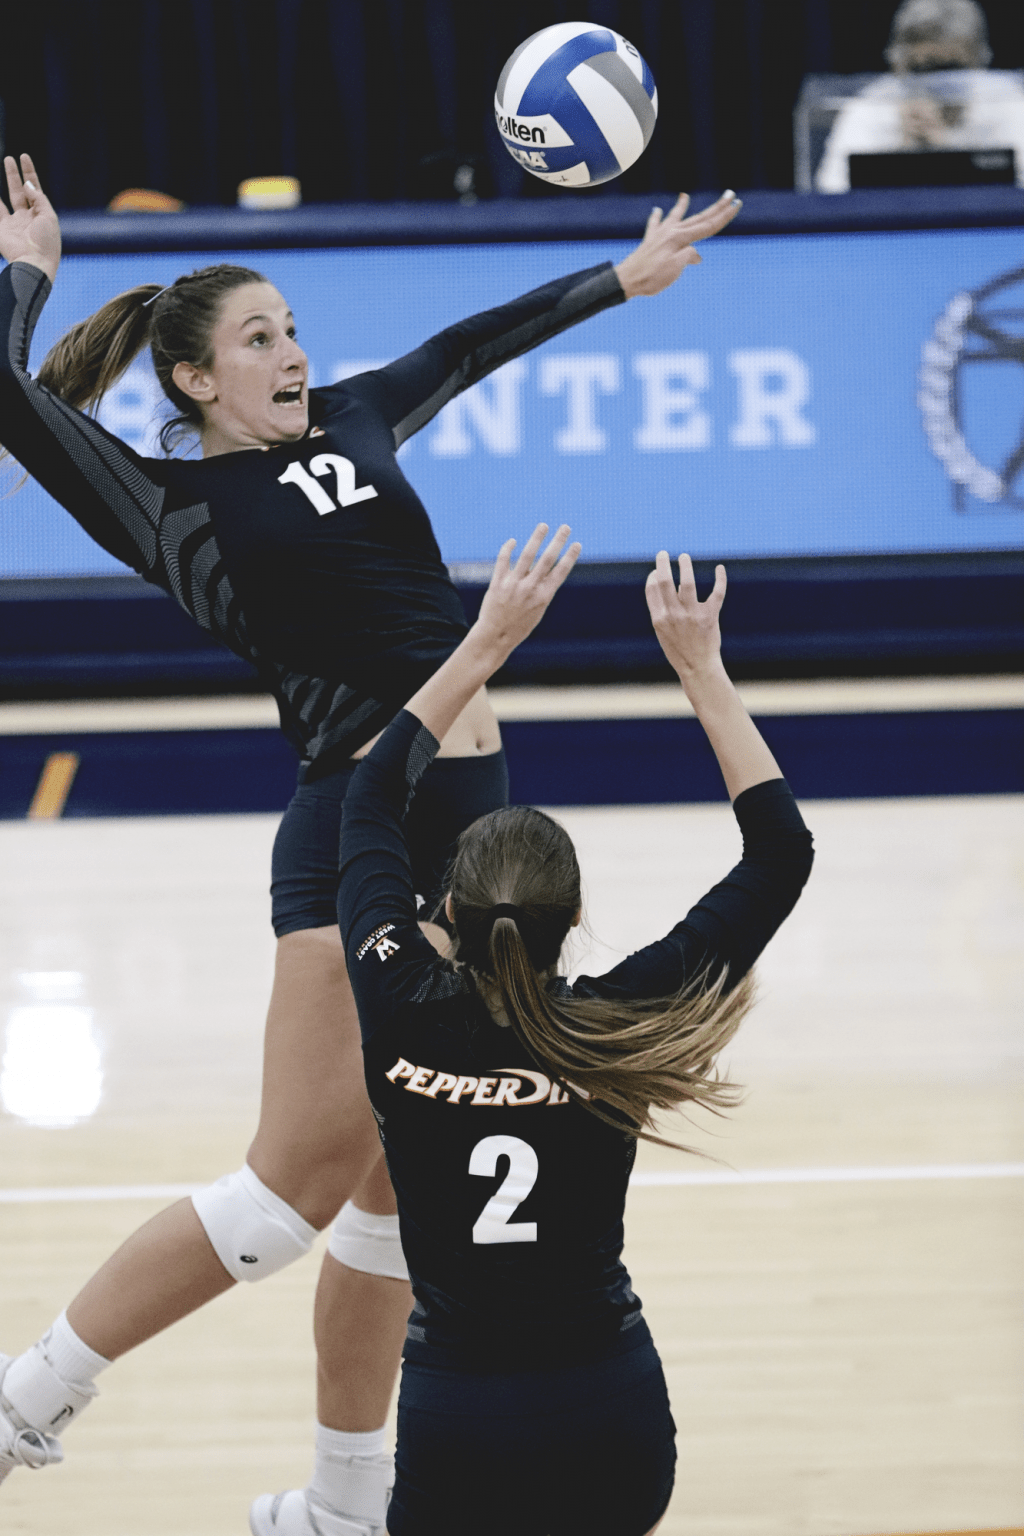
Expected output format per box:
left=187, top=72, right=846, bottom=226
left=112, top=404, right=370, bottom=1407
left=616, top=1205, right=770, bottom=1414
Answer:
left=278, top=454, right=378, bottom=516
left=469, top=1135, right=538, bottom=1244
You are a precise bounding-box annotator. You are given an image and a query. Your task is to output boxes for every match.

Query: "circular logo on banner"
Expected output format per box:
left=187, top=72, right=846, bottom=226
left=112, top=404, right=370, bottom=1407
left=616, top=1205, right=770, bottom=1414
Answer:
left=919, top=266, right=1024, bottom=511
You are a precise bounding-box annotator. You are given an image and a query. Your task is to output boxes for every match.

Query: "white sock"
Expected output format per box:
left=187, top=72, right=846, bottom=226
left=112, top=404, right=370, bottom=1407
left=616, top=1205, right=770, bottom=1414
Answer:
left=308, top=1422, right=388, bottom=1511
left=0, top=1313, right=108, bottom=1435
left=41, top=1312, right=111, bottom=1390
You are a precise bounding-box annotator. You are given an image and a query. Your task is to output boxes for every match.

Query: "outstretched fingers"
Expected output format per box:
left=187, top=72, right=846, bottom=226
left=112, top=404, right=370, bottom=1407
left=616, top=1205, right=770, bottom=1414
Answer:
left=512, top=521, right=579, bottom=582
left=3, top=153, right=47, bottom=213
left=492, top=536, right=517, bottom=581
left=708, top=562, right=728, bottom=615
left=674, top=552, right=698, bottom=606
left=516, top=522, right=580, bottom=590
left=19, top=153, right=42, bottom=197
left=678, top=190, right=741, bottom=243
left=661, top=191, right=691, bottom=226
left=0, top=150, right=61, bottom=280
left=675, top=554, right=727, bottom=617
left=532, top=522, right=573, bottom=577
left=480, top=524, right=580, bottom=654
left=3, top=155, right=27, bottom=213
left=644, top=549, right=676, bottom=622
left=541, top=527, right=581, bottom=594
left=647, top=551, right=727, bottom=619
left=512, top=521, right=549, bottom=575
left=498, top=522, right=581, bottom=593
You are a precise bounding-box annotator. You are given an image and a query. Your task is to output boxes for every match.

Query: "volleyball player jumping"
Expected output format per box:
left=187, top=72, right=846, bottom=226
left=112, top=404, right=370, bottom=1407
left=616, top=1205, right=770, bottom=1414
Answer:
left=327, top=523, right=813, bottom=1535
left=0, top=152, right=739, bottom=1535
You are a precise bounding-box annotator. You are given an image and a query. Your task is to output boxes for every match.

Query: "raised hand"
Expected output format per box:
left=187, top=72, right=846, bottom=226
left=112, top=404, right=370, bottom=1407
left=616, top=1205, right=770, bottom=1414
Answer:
left=645, top=551, right=727, bottom=682
left=399, top=525, right=580, bottom=749
left=0, top=154, right=61, bottom=284
left=614, top=190, right=741, bottom=298
left=646, top=552, right=782, bottom=799
left=476, top=522, right=581, bottom=657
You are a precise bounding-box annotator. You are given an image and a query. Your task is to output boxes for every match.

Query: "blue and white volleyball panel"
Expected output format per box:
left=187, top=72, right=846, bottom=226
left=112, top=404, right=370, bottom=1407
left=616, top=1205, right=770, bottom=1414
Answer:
left=494, top=23, right=657, bottom=187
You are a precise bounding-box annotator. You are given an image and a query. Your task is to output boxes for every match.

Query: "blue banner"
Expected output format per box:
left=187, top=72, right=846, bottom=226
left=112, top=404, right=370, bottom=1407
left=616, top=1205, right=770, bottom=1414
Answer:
left=2, top=228, right=1022, bottom=577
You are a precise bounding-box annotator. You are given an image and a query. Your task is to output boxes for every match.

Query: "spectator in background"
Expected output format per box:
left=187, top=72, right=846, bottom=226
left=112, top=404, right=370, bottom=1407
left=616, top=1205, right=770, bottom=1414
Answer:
left=815, top=0, right=1024, bottom=191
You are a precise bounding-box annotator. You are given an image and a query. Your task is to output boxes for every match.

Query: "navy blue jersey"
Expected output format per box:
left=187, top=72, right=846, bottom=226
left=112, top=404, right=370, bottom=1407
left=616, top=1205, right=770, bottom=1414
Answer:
left=0, top=260, right=623, bottom=769
left=338, top=711, right=814, bottom=1368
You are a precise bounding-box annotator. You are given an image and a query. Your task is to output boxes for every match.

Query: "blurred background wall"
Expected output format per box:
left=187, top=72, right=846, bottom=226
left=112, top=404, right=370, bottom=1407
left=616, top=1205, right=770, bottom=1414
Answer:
left=2, top=0, right=1023, bottom=211
left=0, top=0, right=1021, bottom=812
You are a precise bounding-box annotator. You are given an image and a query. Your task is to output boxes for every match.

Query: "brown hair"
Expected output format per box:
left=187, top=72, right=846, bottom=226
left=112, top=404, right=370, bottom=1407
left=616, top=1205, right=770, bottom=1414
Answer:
left=446, top=805, right=755, bottom=1150
left=25, top=264, right=267, bottom=456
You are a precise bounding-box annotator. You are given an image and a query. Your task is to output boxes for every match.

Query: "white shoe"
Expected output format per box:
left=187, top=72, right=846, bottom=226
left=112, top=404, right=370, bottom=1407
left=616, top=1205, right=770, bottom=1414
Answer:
left=250, top=1487, right=387, bottom=1536
left=0, top=1355, right=64, bottom=1487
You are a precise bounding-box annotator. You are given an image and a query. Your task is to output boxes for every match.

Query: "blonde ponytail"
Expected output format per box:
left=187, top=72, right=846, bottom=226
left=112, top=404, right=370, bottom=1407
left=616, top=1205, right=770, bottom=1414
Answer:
left=487, top=915, right=752, bottom=1150
left=448, top=805, right=755, bottom=1151
left=36, top=284, right=162, bottom=411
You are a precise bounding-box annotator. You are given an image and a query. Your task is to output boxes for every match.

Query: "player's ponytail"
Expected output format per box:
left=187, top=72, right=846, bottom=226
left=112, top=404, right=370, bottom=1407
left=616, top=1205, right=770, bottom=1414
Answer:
left=447, top=805, right=755, bottom=1150
left=35, top=283, right=165, bottom=412
left=3, top=263, right=267, bottom=474
left=1, top=282, right=159, bottom=481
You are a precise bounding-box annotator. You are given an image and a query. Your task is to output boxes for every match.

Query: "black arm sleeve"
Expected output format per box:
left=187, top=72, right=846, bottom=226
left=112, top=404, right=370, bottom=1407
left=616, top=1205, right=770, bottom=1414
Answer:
left=574, top=780, right=814, bottom=1003
left=338, top=709, right=452, bottom=1044
left=0, top=262, right=167, bottom=577
left=339, top=263, right=625, bottom=447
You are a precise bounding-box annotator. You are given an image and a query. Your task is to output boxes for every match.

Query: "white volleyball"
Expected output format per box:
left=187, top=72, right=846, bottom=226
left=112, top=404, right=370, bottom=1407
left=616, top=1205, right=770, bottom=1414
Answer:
left=494, top=22, right=658, bottom=188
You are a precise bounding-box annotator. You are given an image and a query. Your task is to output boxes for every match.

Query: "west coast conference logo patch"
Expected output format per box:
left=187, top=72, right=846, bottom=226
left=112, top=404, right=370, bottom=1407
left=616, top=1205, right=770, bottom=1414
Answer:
left=357, top=923, right=401, bottom=962
left=919, top=266, right=1024, bottom=511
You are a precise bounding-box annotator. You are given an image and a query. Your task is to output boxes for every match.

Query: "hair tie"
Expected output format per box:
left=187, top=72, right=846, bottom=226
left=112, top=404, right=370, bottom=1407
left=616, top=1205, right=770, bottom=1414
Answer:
left=142, top=284, right=171, bottom=308
left=489, top=903, right=523, bottom=926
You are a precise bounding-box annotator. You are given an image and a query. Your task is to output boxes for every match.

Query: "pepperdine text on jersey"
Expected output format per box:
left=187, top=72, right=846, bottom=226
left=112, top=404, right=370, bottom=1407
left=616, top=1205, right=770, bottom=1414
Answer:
left=385, top=1058, right=571, bottom=1107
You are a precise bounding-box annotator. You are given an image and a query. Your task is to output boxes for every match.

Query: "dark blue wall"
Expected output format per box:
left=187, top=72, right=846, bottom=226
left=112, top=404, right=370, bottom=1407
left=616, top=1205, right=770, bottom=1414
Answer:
left=2, top=706, right=1020, bottom=820
left=3, top=552, right=1021, bottom=700
left=2, top=2, right=1024, bottom=211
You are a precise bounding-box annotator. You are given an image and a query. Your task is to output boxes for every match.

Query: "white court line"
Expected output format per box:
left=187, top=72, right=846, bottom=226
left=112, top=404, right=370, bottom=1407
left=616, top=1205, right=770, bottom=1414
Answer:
left=1, top=1164, right=1023, bottom=1205
left=628, top=1162, right=1024, bottom=1188
left=492, top=676, right=1024, bottom=722
left=0, top=1183, right=202, bottom=1205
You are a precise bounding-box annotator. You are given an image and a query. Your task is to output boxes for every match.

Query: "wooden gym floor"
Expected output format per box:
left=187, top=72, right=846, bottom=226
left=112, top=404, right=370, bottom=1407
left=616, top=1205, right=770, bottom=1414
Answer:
left=1, top=790, right=1022, bottom=1535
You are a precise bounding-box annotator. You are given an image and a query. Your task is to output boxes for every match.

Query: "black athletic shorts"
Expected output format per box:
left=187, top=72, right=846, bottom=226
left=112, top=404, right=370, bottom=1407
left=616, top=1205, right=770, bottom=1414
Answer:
left=388, top=1326, right=677, bottom=1536
left=271, top=749, right=509, bottom=938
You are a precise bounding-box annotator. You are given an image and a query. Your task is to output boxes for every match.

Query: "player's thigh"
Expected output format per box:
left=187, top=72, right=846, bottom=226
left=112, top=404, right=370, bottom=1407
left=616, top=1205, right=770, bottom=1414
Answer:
left=247, top=924, right=382, bottom=1219
left=257, top=924, right=367, bottom=1138
left=259, top=771, right=369, bottom=1140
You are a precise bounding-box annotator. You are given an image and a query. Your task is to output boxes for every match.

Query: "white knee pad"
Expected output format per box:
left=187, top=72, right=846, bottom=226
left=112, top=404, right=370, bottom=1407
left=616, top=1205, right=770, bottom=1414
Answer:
left=192, top=1165, right=317, bottom=1284
left=327, top=1202, right=409, bottom=1281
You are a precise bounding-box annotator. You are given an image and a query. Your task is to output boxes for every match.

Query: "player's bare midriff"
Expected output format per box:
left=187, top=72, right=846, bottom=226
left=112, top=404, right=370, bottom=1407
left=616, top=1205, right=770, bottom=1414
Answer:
left=351, top=686, right=501, bottom=761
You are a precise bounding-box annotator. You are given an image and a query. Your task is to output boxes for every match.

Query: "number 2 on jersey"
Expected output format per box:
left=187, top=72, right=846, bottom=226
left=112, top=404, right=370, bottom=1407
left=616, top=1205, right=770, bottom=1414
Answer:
left=278, top=454, right=378, bottom=516
left=469, top=1135, right=538, bottom=1245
